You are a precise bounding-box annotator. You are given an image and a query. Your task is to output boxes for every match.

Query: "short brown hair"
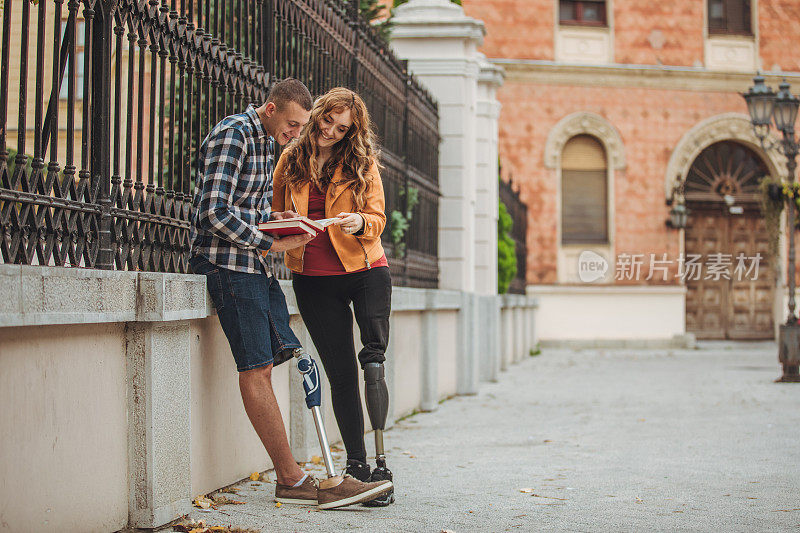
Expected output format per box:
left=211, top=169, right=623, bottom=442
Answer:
left=267, top=78, right=312, bottom=111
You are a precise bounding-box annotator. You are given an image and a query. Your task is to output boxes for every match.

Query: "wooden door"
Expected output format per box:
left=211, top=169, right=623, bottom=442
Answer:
left=727, top=214, right=773, bottom=339
left=685, top=209, right=774, bottom=340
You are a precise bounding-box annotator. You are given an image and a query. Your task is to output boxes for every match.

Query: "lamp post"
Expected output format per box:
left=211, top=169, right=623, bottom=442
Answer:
left=744, top=75, right=800, bottom=382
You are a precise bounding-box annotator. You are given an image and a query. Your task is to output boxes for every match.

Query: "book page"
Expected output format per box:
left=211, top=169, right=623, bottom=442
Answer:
left=316, top=218, right=340, bottom=228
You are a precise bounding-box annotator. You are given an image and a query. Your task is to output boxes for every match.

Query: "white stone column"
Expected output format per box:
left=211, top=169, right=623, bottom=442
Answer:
left=474, top=55, right=504, bottom=296
left=419, top=303, right=439, bottom=412
left=126, top=272, right=206, bottom=529
left=390, top=0, right=486, bottom=293
left=456, top=292, right=480, bottom=394
left=126, top=322, right=192, bottom=528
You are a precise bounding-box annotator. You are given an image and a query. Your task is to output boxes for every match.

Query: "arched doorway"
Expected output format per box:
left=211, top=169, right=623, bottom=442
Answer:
left=684, top=141, right=774, bottom=340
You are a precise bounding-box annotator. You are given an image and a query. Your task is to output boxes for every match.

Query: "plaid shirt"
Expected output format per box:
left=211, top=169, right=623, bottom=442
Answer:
left=190, top=105, right=276, bottom=274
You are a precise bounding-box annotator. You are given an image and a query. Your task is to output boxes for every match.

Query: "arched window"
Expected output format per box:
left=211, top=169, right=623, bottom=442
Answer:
left=685, top=141, right=767, bottom=204
left=561, top=135, right=608, bottom=244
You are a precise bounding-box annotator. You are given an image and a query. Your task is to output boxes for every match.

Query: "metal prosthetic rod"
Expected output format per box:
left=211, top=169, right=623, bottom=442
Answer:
left=364, top=362, right=394, bottom=506
left=293, top=349, right=336, bottom=478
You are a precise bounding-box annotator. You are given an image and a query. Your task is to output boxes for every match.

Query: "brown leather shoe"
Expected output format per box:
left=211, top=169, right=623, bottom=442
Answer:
left=317, top=474, right=393, bottom=510
left=274, top=475, right=317, bottom=505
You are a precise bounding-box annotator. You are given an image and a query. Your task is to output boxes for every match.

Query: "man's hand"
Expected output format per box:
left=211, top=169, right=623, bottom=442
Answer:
left=271, top=210, right=299, bottom=220
left=267, top=232, right=315, bottom=253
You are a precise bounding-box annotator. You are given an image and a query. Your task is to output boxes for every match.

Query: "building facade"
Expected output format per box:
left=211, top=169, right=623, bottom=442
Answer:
left=460, top=0, right=800, bottom=342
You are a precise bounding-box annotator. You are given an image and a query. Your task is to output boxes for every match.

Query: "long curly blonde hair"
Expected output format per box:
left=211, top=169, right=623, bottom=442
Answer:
left=282, top=87, right=379, bottom=211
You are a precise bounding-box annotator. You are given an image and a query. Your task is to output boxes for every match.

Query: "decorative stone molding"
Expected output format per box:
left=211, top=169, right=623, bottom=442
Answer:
left=705, top=36, right=757, bottom=72
left=390, top=0, right=485, bottom=43
left=544, top=112, right=626, bottom=170
left=555, top=26, right=613, bottom=65
left=663, top=112, right=785, bottom=199
left=478, top=54, right=504, bottom=89
left=493, top=60, right=800, bottom=94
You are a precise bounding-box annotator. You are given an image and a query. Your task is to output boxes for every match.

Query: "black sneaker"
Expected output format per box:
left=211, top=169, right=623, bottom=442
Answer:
left=362, top=465, right=394, bottom=507
left=344, top=459, right=371, bottom=482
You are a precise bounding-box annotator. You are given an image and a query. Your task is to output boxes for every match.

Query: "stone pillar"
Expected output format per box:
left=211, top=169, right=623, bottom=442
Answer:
left=126, top=272, right=206, bottom=528
left=126, top=322, right=192, bottom=528
left=475, top=55, right=504, bottom=296
left=456, top=292, right=480, bottom=394
left=420, top=299, right=439, bottom=411
left=390, top=0, right=486, bottom=292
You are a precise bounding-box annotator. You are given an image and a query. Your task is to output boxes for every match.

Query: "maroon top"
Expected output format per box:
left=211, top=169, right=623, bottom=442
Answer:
left=302, top=184, right=388, bottom=276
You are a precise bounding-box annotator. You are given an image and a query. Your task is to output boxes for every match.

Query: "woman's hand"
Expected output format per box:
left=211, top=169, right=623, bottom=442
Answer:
left=336, top=212, right=364, bottom=235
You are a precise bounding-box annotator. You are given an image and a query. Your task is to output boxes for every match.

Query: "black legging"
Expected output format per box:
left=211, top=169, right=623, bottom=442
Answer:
left=292, top=266, right=391, bottom=463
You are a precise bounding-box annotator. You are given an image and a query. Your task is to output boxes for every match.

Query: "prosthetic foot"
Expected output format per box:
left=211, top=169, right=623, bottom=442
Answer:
left=363, top=362, right=395, bottom=506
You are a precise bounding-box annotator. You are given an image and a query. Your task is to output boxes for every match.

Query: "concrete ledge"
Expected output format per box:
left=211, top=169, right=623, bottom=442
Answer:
left=501, top=293, right=539, bottom=309
left=0, top=265, right=138, bottom=326
left=0, top=266, right=479, bottom=328
left=392, top=287, right=462, bottom=311
left=0, top=265, right=207, bottom=327
left=137, top=272, right=207, bottom=322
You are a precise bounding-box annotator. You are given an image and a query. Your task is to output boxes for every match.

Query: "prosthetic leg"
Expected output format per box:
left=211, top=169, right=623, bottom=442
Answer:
left=292, top=349, right=336, bottom=479
left=363, top=362, right=395, bottom=506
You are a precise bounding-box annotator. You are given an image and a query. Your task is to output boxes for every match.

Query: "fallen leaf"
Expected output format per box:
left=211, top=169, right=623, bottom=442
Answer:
left=275, top=502, right=282, bottom=508
left=311, top=456, right=322, bottom=465
left=193, top=495, right=213, bottom=509
left=249, top=472, right=260, bottom=481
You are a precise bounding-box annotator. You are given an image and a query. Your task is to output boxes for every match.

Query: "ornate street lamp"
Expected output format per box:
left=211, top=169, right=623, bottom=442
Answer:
left=744, top=75, right=800, bottom=382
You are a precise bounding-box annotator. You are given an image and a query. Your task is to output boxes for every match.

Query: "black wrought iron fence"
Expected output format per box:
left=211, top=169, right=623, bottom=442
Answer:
left=499, top=178, right=528, bottom=294
left=0, top=0, right=440, bottom=288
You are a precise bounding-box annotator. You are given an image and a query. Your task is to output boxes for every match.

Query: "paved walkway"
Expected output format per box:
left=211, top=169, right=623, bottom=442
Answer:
left=177, top=342, right=800, bottom=532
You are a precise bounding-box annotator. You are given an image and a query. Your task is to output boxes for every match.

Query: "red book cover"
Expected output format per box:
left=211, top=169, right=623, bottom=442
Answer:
left=258, top=218, right=318, bottom=237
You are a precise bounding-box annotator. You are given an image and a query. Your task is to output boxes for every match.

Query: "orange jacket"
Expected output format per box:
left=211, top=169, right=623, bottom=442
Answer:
left=271, top=151, right=387, bottom=273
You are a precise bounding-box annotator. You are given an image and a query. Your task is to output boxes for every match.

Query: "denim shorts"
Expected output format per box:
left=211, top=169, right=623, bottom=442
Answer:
left=190, top=254, right=301, bottom=372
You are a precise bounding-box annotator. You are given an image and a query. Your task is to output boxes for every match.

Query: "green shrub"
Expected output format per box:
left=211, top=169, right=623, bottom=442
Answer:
left=498, top=201, right=517, bottom=294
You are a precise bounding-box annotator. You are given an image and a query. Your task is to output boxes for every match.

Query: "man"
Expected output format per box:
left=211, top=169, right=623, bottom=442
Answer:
left=189, top=78, right=393, bottom=509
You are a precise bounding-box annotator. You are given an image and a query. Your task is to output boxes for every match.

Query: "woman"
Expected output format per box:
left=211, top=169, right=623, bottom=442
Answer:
left=271, top=87, right=393, bottom=503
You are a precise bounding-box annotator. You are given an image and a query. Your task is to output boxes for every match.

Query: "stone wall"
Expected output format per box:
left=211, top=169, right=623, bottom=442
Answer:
left=0, top=265, right=537, bottom=531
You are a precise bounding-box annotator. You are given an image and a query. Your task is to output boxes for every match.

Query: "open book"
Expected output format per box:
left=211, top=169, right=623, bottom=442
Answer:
left=257, top=216, right=339, bottom=238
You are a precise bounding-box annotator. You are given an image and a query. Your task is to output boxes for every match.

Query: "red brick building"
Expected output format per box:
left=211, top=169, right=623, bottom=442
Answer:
left=455, top=0, right=800, bottom=341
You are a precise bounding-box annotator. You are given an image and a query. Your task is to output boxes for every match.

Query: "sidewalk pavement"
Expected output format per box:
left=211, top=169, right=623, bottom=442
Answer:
left=174, top=342, right=800, bottom=532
